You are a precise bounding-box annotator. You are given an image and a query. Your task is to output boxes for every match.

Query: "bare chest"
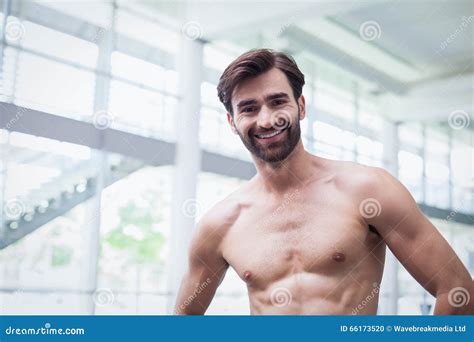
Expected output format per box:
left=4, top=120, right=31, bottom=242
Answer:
left=221, top=189, right=382, bottom=288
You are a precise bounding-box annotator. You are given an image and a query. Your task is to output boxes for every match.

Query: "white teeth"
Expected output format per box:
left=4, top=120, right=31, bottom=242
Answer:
left=256, top=130, right=282, bottom=139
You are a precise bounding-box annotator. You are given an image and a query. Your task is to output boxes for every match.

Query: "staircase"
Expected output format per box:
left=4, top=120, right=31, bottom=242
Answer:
left=1, top=151, right=144, bottom=249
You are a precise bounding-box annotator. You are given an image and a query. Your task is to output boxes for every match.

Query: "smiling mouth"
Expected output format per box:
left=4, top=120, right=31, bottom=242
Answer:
left=254, top=127, right=288, bottom=139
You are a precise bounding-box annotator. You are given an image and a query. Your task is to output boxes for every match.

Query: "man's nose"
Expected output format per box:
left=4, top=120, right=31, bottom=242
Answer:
left=256, top=106, right=273, bottom=129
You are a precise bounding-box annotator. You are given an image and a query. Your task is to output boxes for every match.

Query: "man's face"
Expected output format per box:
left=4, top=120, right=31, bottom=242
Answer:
left=227, top=68, right=305, bottom=163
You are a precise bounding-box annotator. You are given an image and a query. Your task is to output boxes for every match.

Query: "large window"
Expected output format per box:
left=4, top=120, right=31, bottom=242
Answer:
left=1, top=3, right=179, bottom=140
left=1, top=0, right=470, bottom=319
left=451, top=135, right=473, bottom=213
left=398, top=150, right=423, bottom=201
left=425, top=128, right=450, bottom=209
left=397, top=218, right=474, bottom=314
left=0, top=132, right=173, bottom=315
left=11, top=49, right=96, bottom=118
left=115, top=7, right=179, bottom=54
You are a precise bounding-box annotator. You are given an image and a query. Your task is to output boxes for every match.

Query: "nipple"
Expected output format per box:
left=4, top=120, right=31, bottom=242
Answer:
left=243, top=271, right=252, bottom=281
left=332, top=252, right=346, bottom=262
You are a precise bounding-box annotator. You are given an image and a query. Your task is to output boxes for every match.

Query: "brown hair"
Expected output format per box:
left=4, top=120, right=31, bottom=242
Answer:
left=217, top=49, right=305, bottom=115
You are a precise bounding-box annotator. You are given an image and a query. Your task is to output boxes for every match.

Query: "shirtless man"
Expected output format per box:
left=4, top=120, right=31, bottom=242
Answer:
left=174, top=49, right=473, bottom=315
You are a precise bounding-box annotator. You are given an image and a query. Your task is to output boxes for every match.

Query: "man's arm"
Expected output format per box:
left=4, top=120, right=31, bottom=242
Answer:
left=362, top=167, right=473, bottom=315
left=174, top=212, right=229, bottom=315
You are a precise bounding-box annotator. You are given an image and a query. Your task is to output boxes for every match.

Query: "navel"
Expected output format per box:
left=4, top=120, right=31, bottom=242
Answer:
left=332, top=252, right=346, bottom=262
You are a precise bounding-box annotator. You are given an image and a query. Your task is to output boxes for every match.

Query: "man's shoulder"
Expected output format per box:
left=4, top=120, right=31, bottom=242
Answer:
left=328, top=159, right=392, bottom=198
left=196, top=183, right=250, bottom=239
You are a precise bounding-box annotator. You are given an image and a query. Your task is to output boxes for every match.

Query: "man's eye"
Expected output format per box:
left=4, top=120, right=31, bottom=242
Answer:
left=242, top=107, right=255, bottom=113
left=272, top=100, right=285, bottom=106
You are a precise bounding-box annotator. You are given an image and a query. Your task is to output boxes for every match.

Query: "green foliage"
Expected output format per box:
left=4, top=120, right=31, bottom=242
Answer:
left=104, top=201, right=165, bottom=264
left=51, top=245, right=73, bottom=267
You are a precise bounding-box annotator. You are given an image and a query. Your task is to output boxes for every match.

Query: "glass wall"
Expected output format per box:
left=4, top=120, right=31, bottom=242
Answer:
left=397, top=219, right=474, bottom=314
left=398, top=123, right=473, bottom=213
left=0, top=0, right=472, bottom=316
left=1, top=1, right=179, bottom=140
left=0, top=131, right=174, bottom=314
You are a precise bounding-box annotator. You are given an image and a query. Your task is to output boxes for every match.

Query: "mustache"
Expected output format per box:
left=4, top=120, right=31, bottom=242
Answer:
left=249, top=124, right=291, bottom=137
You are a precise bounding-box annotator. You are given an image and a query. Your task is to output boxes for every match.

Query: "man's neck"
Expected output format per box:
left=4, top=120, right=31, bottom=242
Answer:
left=252, top=140, right=319, bottom=194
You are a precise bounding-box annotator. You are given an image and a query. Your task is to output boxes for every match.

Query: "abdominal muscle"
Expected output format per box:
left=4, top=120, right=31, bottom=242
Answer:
left=247, top=272, right=380, bottom=315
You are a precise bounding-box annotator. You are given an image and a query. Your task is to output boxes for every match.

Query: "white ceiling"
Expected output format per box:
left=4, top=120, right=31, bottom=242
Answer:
left=331, top=0, right=473, bottom=82
left=142, top=0, right=473, bottom=123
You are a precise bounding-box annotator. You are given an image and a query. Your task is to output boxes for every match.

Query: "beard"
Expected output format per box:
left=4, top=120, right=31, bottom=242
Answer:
left=236, top=109, right=301, bottom=163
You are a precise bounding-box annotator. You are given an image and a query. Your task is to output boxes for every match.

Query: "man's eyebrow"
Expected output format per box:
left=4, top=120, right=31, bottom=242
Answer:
left=236, top=92, right=290, bottom=110
left=236, top=99, right=258, bottom=109
left=265, top=92, right=290, bottom=101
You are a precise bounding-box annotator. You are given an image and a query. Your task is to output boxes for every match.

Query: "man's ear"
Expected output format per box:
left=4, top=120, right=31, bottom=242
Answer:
left=227, top=112, right=238, bottom=135
left=298, top=95, right=306, bottom=120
